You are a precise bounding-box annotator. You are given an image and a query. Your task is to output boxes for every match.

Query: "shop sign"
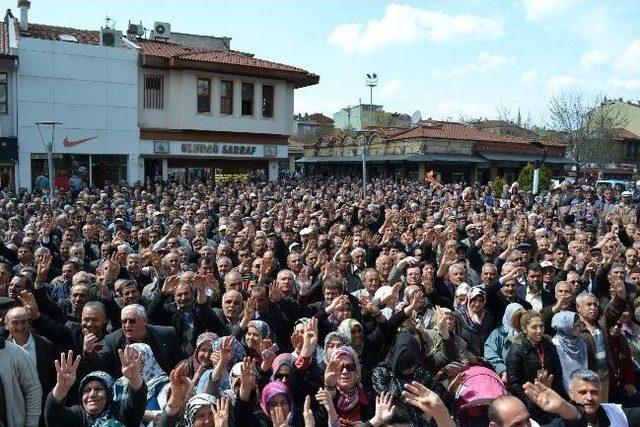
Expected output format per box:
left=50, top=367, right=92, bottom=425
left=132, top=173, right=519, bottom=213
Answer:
left=181, top=143, right=258, bottom=156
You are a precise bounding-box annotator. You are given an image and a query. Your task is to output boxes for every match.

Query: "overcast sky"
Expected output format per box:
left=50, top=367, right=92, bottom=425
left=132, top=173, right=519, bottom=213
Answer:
left=8, top=0, right=640, bottom=125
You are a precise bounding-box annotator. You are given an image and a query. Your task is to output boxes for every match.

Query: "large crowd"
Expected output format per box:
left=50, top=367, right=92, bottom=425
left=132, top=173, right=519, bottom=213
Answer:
left=1, top=175, right=640, bottom=427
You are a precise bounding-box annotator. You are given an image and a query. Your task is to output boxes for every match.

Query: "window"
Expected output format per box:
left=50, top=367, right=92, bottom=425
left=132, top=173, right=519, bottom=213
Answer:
left=262, top=84, right=274, bottom=118
left=197, top=78, right=211, bottom=113
left=143, top=74, right=163, bottom=109
left=0, top=73, right=7, bottom=114
left=220, top=80, right=233, bottom=115
left=242, top=82, right=254, bottom=116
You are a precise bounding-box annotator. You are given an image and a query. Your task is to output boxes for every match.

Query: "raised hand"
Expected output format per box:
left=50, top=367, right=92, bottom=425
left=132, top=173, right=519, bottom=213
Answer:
left=324, top=359, right=342, bottom=388
left=370, top=392, right=396, bottom=427
left=523, top=380, right=580, bottom=420
left=162, top=274, right=180, bottom=295
left=213, top=396, right=230, bottom=427
left=36, top=252, right=52, bottom=283
left=268, top=281, right=284, bottom=303
left=300, top=317, right=318, bottom=357
left=18, top=290, right=40, bottom=319
left=303, top=395, right=315, bottom=427
left=239, top=357, right=256, bottom=402
left=402, top=381, right=449, bottom=419
left=119, top=346, right=143, bottom=390
left=52, top=350, right=81, bottom=401
left=166, top=361, right=191, bottom=415
left=315, top=388, right=337, bottom=421
left=270, top=405, right=288, bottom=427
left=218, top=336, right=234, bottom=368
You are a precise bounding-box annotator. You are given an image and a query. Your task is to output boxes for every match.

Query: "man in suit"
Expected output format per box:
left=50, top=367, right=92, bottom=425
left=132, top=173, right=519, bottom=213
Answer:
left=99, top=303, right=181, bottom=376
left=4, top=306, right=55, bottom=421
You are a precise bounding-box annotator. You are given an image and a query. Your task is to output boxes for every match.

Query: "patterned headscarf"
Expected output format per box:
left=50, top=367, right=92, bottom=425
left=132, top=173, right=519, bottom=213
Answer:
left=260, top=381, right=293, bottom=419
left=330, top=345, right=367, bottom=413
left=193, top=332, right=218, bottom=372
left=323, top=331, right=347, bottom=363
left=185, top=393, right=217, bottom=427
left=271, top=353, right=295, bottom=381
left=247, top=320, right=271, bottom=338
left=337, top=318, right=364, bottom=354
left=79, top=371, right=116, bottom=427
left=124, top=343, right=168, bottom=400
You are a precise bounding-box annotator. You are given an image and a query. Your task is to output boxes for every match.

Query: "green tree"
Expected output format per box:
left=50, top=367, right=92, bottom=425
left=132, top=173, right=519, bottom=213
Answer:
left=517, top=163, right=552, bottom=193
left=491, top=177, right=508, bottom=196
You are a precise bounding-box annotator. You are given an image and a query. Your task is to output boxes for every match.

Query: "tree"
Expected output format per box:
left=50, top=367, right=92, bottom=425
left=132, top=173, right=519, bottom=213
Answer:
left=517, top=163, right=552, bottom=193
left=547, top=93, right=628, bottom=168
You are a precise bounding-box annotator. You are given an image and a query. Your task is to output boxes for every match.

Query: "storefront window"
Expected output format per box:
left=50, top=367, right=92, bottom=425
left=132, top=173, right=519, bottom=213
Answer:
left=91, top=155, right=127, bottom=187
left=31, top=153, right=89, bottom=191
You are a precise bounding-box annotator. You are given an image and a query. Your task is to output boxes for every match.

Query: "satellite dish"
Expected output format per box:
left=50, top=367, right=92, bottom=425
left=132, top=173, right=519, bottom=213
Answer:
left=411, top=110, right=422, bottom=124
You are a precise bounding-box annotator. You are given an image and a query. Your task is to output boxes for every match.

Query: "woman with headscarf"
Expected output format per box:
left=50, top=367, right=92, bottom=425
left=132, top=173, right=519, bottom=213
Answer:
left=455, top=286, right=496, bottom=358
left=372, top=332, right=452, bottom=427
left=45, top=350, right=147, bottom=427
left=551, top=311, right=591, bottom=393
left=421, top=306, right=469, bottom=374
left=196, top=336, right=246, bottom=398
left=244, top=320, right=271, bottom=361
left=484, top=303, right=525, bottom=380
left=182, top=332, right=217, bottom=382
left=322, top=345, right=372, bottom=424
left=114, top=343, right=169, bottom=425
left=321, top=331, right=346, bottom=371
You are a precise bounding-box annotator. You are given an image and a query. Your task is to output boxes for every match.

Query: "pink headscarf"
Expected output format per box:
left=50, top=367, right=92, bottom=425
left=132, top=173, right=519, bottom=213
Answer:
left=260, top=381, right=292, bottom=418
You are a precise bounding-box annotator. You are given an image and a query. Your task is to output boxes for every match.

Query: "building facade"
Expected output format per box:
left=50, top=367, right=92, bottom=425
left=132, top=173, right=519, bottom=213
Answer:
left=6, top=1, right=318, bottom=191
left=299, top=120, right=568, bottom=184
left=0, top=12, right=19, bottom=191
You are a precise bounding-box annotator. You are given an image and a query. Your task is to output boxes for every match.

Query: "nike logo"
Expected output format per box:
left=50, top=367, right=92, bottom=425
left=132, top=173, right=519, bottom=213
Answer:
left=62, top=136, right=98, bottom=147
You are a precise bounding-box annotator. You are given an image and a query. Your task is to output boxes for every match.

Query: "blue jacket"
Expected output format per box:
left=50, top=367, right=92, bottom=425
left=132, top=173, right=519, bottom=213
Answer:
left=484, top=325, right=513, bottom=375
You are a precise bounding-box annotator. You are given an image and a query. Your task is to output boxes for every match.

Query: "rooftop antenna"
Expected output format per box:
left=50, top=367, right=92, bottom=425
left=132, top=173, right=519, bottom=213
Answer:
left=105, top=15, right=115, bottom=29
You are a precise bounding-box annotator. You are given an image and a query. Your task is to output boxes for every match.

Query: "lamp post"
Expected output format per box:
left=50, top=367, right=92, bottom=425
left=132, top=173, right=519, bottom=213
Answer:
left=35, top=121, right=62, bottom=204
left=363, top=73, right=378, bottom=198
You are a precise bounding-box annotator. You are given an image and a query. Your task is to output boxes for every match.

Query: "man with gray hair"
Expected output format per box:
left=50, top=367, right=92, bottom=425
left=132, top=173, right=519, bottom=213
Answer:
left=568, top=369, right=640, bottom=426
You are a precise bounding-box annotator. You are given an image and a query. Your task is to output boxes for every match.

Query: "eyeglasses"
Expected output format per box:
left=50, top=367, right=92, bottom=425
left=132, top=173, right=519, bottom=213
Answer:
left=274, top=372, right=290, bottom=380
left=342, top=363, right=357, bottom=372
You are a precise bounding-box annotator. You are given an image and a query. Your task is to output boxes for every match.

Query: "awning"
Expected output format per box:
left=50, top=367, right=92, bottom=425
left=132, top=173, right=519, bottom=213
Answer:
left=295, top=154, right=411, bottom=163
left=479, top=153, right=570, bottom=164
left=406, top=154, right=488, bottom=164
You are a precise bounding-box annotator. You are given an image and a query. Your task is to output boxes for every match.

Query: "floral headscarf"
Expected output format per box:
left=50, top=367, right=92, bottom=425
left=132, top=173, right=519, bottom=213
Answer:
left=337, top=318, right=364, bottom=354
left=457, top=286, right=488, bottom=333
left=185, top=393, right=217, bottom=427
left=79, top=371, right=117, bottom=427
left=117, top=343, right=168, bottom=401
left=330, top=345, right=368, bottom=413
left=260, top=381, right=293, bottom=419
left=271, top=353, right=295, bottom=381
left=247, top=320, right=271, bottom=338
left=193, top=332, right=218, bottom=372
left=323, top=331, right=346, bottom=363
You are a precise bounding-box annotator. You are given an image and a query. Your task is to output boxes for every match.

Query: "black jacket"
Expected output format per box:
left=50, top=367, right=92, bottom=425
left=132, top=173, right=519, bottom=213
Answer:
left=99, top=324, right=181, bottom=376
left=506, top=333, right=565, bottom=423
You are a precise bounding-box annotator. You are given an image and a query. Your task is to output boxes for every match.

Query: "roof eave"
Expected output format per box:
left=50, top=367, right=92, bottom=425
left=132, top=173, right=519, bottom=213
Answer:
left=140, top=54, right=319, bottom=88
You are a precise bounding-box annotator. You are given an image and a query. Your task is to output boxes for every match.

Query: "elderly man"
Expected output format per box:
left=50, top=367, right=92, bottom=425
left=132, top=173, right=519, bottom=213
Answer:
left=0, top=335, right=42, bottom=427
left=99, top=304, right=181, bottom=376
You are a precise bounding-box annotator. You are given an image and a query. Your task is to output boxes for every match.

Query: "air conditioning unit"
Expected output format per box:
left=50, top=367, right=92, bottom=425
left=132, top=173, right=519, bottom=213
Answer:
left=153, top=22, right=171, bottom=39
left=100, top=28, right=122, bottom=47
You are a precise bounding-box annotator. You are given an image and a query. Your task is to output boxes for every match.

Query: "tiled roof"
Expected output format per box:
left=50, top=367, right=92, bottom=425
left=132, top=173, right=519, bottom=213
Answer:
left=391, top=120, right=566, bottom=149
left=615, top=128, right=640, bottom=140
left=137, top=39, right=319, bottom=88
left=20, top=23, right=100, bottom=44
left=306, top=113, right=333, bottom=124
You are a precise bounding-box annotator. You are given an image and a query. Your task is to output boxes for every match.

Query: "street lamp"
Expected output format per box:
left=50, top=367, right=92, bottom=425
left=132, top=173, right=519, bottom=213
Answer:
left=35, top=121, right=62, bottom=204
left=363, top=73, right=378, bottom=198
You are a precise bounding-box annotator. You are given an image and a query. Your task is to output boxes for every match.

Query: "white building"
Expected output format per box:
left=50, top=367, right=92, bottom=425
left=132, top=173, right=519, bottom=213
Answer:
left=7, top=1, right=318, bottom=191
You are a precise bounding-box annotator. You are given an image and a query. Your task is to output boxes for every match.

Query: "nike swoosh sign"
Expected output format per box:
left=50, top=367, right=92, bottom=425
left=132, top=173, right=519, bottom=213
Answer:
left=62, top=136, right=98, bottom=148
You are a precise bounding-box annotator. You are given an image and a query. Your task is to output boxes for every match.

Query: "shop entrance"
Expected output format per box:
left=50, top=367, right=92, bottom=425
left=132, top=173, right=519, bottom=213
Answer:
left=166, top=158, right=269, bottom=183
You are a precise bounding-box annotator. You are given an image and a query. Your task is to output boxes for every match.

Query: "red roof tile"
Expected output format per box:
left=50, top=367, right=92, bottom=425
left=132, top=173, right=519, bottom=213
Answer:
left=137, top=39, right=319, bottom=88
left=21, top=23, right=100, bottom=44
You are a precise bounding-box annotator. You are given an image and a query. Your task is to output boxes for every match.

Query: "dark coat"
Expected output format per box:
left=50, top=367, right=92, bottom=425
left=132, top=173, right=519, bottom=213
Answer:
left=99, top=324, right=181, bottom=376
left=506, top=333, right=565, bottom=423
